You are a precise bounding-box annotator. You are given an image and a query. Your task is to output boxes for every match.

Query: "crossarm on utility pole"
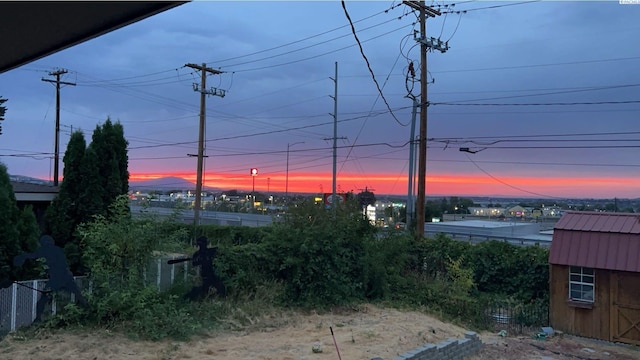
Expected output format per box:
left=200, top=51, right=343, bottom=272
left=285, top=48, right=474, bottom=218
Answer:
left=184, top=63, right=225, bottom=229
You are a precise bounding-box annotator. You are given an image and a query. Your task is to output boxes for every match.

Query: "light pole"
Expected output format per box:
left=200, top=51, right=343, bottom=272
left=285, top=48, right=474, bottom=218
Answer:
left=286, top=141, right=304, bottom=203
left=251, top=168, right=258, bottom=209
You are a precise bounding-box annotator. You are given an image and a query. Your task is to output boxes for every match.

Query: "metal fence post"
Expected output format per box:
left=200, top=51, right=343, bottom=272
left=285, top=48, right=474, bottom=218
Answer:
left=10, top=283, right=17, bottom=332
left=31, top=280, right=38, bottom=321
left=170, top=258, right=175, bottom=283
left=156, top=258, right=161, bottom=292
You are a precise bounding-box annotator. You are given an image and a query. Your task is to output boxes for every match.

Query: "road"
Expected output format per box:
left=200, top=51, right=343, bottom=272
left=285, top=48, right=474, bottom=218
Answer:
left=129, top=205, right=275, bottom=227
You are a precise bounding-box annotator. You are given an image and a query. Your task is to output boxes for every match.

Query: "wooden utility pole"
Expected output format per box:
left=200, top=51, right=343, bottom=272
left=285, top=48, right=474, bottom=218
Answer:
left=402, top=1, right=445, bottom=239
left=330, top=62, right=339, bottom=209
left=42, top=69, right=75, bottom=186
left=185, top=63, right=225, bottom=226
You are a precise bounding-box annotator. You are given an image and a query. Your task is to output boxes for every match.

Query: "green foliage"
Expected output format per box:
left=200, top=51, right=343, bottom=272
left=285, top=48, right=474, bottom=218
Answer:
left=46, top=120, right=130, bottom=274
left=266, top=199, right=376, bottom=307
left=46, top=131, right=86, bottom=250
left=361, top=232, right=412, bottom=299
left=356, top=189, right=376, bottom=208
left=0, top=163, right=41, bottom=281
left=90, top=118, right=129, bottom=206
left=469, top=240, right=549, bottom=301
left=65, top=195, right=214, bottom=340
left=0, top=162, right=21, bottom=281
left=215, top=242, right=276, bottom=298
left=79, top=195, right=155, bottom=288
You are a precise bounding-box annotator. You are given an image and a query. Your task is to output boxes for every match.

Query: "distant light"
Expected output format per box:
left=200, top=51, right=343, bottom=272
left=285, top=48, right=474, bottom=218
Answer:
left=251, top=168, right=258, bottom=176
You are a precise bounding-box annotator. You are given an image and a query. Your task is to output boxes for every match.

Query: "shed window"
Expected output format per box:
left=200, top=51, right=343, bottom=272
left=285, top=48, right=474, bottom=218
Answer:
left=569, top=266, right=594, bottom=303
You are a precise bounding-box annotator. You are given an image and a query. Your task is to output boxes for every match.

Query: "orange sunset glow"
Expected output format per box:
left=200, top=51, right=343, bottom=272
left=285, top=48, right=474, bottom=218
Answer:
left=128, top=171, right=640, bottom=199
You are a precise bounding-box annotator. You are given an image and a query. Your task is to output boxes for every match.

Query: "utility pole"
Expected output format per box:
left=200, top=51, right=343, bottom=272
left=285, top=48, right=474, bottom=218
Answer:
left=329, top=62, right=339, bottom=209
left=406, top=97, right=418, bottom=231
left=402, top=1, right=446, bottom=239
left=42, top=69, right=75, bottom=186
left=185, top=63, right=225, bottom=226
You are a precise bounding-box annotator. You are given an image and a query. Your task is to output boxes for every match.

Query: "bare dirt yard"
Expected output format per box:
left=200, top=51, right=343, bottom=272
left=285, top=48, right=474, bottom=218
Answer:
left=1, top=304, right=638, bottom=360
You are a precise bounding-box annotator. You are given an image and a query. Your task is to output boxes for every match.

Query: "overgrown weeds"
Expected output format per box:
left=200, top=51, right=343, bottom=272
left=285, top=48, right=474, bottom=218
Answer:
left=32, top=196, right=550, bottom=341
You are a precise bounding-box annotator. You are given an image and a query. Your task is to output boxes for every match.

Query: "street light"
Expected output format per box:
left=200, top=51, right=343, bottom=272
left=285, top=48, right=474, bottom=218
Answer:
left=286, top=141, right=305, bottom=203
left=251, top=168, right=258, bottom=208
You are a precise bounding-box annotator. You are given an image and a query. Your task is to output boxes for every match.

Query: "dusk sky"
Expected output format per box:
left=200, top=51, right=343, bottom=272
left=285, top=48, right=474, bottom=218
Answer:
left=1, top=1, right=639, bottom=199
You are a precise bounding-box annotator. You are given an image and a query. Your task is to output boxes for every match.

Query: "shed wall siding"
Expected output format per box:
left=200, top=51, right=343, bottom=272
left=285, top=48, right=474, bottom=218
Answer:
left=550, top=265, right=610, bottom=341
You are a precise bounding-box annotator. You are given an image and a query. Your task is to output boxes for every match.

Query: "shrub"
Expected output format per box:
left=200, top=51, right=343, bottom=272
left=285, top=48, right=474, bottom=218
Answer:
left=266, top=199, right=376, bottom=307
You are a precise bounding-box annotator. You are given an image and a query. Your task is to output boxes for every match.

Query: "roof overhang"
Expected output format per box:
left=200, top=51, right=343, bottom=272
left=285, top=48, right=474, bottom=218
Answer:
left=0, top=1, right=188, bottom=74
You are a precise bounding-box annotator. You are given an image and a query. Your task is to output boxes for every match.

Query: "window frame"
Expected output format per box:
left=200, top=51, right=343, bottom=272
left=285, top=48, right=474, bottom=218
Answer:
left=569, top=266, right=595, bottom=304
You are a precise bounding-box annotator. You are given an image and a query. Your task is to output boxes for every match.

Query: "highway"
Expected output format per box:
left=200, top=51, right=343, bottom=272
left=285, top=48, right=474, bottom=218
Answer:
left=129, top=205, right=276, bottom=227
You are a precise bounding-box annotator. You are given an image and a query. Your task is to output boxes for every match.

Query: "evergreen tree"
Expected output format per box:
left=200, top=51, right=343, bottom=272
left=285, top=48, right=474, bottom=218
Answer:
left=46, top=130, right=86, bottom=248
left=0, top=163, right=40, bottom=281
left=90, top=118, right=129, bottom=209
left=77, top=146, right=104, bottom=222
left=15, top=205, right=42, bottom=279
left=357, top=188, right=376, bottom=208
left=0, top=162, right=21, bottom=281
left=45, top=120, right=130, bottom=274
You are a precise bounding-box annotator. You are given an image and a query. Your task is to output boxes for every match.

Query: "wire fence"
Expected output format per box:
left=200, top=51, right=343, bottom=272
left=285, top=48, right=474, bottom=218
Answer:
left=0, top=257, right=190, bottom=335
left=480, top=299, right=550, bottom=335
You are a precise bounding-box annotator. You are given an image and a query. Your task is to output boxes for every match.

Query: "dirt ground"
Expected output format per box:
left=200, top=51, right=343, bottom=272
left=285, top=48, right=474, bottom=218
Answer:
left=470, top=332, right=640, bottom=360
left=1, top=304, right=638, bottom=360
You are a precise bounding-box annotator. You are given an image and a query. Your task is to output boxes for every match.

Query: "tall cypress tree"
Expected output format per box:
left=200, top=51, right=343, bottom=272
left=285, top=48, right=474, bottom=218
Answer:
left=46, top=130, right=86, bottom=249
left=77, top=146, right=104, bottom=222
left=0, top=163, right=40, bottom=281
left=0, top=162, right=21, bottom=281
left=90, top=118, right=129, bottom=210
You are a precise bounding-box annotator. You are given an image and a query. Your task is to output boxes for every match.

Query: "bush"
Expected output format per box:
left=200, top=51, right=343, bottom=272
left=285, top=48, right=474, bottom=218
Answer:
left=266, top=199, right=375, bottom=307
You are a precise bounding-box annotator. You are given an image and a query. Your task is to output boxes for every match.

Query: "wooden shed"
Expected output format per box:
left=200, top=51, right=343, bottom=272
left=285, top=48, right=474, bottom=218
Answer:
left=549, top=211, right=640, bottom=345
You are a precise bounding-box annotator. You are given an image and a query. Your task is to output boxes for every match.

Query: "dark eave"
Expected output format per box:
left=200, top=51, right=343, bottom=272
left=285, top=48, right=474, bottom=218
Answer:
left=0, top=1, right=187, bottom=74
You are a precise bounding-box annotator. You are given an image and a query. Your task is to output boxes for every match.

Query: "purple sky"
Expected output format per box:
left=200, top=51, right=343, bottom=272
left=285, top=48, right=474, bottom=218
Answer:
left=1, top=1, right=639, bottom=198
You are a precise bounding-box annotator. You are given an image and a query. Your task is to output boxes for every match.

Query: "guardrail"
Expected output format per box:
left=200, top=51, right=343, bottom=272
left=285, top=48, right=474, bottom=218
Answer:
left=425, top=231, right=552, bottom=248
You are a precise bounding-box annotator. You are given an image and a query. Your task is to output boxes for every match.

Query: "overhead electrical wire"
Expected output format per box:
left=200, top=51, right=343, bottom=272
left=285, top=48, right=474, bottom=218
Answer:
left=225, top=24, right=413, bottom=73
left=432, top=100, right=640, bottom=106
left=442, top=0, right=541, bottom=14
left=207, top=2, right=404, bottom=65
left=340, top=0, right=405, bottom=126
left=462, top=152, right=566, bottom=199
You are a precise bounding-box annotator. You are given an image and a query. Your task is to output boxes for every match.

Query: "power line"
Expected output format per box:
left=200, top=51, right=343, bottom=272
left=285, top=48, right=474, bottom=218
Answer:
left=429, top=158, right=640, bottom=168
left=442, top=1, right=541, bottom=14
left=435, top=84, right=640, bottom=104
left=341, top=0, right=404, bottom=127
left=206, top=3, right=404, bottom=65
left=462, top=152, right=565, bottom=199
left=432, top=100, right=640, bottom=106
left=433, top=56, right=640, bottom=74
left=432, top=130, right=640, bottom=141
left=224, top=24, right=413, bottom=73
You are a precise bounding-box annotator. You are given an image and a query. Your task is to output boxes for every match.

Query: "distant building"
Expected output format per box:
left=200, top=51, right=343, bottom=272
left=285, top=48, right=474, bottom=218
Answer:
left=468, top=206, right=505, bottom=217
left=424, top=219, right=552, bottom=247
left=507, top=205, right=528, bottom=218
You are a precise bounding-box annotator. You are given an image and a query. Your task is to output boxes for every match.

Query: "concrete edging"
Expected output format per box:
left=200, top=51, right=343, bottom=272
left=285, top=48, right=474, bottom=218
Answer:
left=391, top=331, right=483, bottom=360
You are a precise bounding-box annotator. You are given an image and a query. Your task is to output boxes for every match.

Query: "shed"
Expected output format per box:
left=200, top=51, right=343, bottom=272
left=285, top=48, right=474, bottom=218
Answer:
left=549, top=211, right=640, bottom=345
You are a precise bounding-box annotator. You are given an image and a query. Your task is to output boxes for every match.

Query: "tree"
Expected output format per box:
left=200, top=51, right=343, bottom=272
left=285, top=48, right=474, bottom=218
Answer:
left=45, top=120, right=131, bottom=274
left=89, top=118, right=129, bottom=208
left=356, top=188, right=376, bottom=208
left=0, top=162, right=40, bottom=281
left=46, top=131, right=86, bottom=248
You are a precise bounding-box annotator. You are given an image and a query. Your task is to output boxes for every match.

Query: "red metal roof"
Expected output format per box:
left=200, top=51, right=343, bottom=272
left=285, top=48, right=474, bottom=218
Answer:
left=550, top=212, right=640, bottom=272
